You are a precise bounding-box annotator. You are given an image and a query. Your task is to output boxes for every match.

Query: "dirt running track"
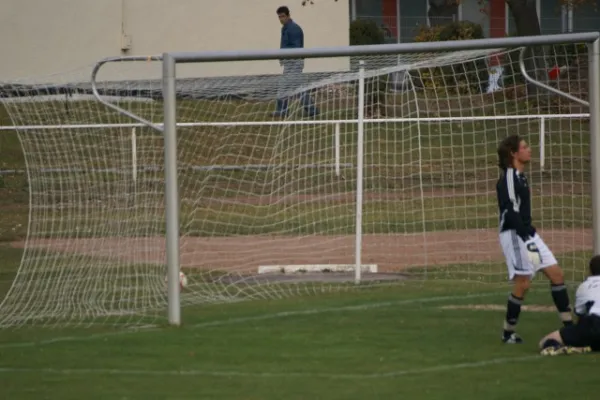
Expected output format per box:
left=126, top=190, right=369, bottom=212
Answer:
left=11, top=228, right=592, bottom=273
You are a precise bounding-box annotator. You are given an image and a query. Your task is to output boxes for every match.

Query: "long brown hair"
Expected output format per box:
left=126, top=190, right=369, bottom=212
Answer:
left=497, top=134, right=522, bottom=170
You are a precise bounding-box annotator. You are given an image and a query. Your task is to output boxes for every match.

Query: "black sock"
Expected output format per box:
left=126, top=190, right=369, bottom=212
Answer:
left=541, top=338, right=562, bottom=349
left=504, top=293, right=523, bottom=337
left=551, top=283, right=573, bottom=326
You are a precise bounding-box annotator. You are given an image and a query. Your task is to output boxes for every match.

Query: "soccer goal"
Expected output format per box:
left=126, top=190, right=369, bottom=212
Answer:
left=0, top=33, right=599, bottom=328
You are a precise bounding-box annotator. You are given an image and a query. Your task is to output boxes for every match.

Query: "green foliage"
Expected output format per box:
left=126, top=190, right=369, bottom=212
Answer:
left=414, top=21, right=488, bottom=95
left=349, top=19, right=385, bottom=46
left=415, top=21, right=484, bottom=43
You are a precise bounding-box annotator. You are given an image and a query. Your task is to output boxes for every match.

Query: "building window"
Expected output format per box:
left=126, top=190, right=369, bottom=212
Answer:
left=571, top=0, right=600, bottom=33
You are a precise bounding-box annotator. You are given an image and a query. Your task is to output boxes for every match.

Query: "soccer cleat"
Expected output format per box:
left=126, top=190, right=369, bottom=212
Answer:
left=563, top=346, right=592, bottom=355
left=540, top=345, right=567, bottom=356
left=502, top=332, right=523, bottom=344
left=540, top=345, right=592, bottom=356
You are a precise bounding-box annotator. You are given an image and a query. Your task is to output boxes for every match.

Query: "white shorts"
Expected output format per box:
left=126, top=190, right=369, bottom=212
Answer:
left=499, top=231, right=558, bottom=280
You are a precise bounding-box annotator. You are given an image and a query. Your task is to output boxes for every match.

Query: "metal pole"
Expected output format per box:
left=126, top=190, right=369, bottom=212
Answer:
left=589, top=38, right=600, bottom=255
left=162, top=53, right=181, bottom=325
left=518, top=46, right=589, bottom=107
left=567, top=3, right=573, bottom=32
left=355, top=61, right=365, bottom=285
left=395, top=0, right=401, bottom=44
left=131, top=127, right=137, bottom=209
left=169, top=33, right=600, bottom=63
left=335, top=123, right=341, bottom=177
left=539, top=117, right=545, bottom=171
left=90, top=54, right=163, bottom=131
left=505, top=3, right=510, bottom=35
left=131, top=127, right=137, bottom=184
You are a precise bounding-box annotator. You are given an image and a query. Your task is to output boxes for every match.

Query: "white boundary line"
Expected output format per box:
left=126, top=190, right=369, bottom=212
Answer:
left=0, top=291, right=505, bottom=350
left=0, top=355, right=541, bottom=379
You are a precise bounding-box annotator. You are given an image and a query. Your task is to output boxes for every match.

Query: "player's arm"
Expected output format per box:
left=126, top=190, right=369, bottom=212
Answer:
left=574, top=283, right=587, bottom=318
left=498, top=171, right=530, bottom=241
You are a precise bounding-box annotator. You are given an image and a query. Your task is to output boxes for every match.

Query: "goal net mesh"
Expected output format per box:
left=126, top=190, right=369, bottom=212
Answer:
left=0, top=44, right=591, bottom=327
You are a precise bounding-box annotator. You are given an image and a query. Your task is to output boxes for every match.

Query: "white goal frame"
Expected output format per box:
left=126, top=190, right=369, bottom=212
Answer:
left=86, top=32, right=600, bottom=326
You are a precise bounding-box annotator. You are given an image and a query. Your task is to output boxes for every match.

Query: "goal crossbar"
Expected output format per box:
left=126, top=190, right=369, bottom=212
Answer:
left=167, top=32, right=600, bottom=63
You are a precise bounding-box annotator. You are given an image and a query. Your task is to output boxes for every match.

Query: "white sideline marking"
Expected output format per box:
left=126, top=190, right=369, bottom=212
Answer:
left=0, top=355, right=541, bottom=379
left=441, top=304, right=555, bottom=312
left=258, top=264, right=378, bottom=274
left=0, top=291, right=504, bottom=350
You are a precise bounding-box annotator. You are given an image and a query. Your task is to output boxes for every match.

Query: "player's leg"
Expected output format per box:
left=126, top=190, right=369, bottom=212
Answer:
left=538, top=329, right=564, bottom=355
left=274, top=66, right=292, bottom=117
left=503, top=275, right=531, bottom=343
left=293, top=67, right=318, bottom=117
left=499, top=231, right=533, bottom=343
left=533, top=234, right=574, bottom=326
left=539, top=322, right=593, bottom=356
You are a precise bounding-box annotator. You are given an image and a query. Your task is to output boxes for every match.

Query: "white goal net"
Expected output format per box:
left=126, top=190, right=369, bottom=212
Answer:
left=0, top=42, right=593, bottom=327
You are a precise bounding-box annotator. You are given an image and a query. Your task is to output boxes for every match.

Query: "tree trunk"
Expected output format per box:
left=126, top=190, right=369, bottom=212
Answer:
left=505, top=0, right=544, bottom=95
left=428, top=0, right=459, bottom=26
left=506, top=0, right=542, bottom=36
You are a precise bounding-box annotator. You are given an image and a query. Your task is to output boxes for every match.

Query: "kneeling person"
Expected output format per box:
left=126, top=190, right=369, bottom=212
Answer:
left=539, top=255, right=600, bottom=355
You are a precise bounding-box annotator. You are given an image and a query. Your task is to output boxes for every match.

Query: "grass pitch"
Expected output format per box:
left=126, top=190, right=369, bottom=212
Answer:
left=0, top=92, right=597, bottom=398
left=1, top=245, right=599, bottom=399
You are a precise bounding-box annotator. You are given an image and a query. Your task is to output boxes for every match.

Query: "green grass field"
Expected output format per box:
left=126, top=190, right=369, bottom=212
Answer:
left=1, top=244, right=599, bottom=399
left=0, top=88, right=597, bottom=399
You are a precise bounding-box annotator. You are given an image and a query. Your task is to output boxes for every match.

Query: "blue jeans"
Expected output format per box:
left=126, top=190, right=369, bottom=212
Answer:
left=275, top=63, right=317, bottom=116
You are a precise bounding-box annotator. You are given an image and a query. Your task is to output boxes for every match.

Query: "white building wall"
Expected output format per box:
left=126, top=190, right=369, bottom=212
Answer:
left=460, top=0, right=490, bottom=37
left=0, top=0, right=350, bottom=82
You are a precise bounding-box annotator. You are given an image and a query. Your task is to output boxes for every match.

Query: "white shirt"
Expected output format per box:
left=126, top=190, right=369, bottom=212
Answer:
left=575, top=276, right=600, bottom=317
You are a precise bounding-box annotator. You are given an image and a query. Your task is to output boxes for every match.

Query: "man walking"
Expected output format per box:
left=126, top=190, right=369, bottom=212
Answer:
left=274, top=6, right=317, bottom=117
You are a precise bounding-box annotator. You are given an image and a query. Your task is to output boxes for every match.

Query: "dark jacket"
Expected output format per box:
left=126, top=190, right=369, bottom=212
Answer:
left=280, top=19, right=304, bottom=49
left=280, top=19, right=304, bottom=70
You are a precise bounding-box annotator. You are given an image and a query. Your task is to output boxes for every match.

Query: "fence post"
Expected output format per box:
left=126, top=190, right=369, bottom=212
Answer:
left=335, top=123, right=341, bottom=177
left=540, top=117, right=545, bottom=171
left=131, top=127, right=137, bottom=184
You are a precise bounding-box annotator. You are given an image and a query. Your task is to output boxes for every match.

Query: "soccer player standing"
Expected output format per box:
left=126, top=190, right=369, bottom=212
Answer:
left=496, top=134, right=573, bottom=344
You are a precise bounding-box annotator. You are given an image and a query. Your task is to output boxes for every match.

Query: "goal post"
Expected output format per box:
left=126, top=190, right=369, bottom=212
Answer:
left=0, top=32, right=598, bottom=328
left=589, top=37, right=600, bottom=253
left=162, top=53, right=181, bottom=326
left=150, top=32, right=600, bottom=325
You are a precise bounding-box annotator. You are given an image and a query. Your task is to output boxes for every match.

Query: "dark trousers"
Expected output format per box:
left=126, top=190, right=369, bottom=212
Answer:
left=275, top=63, right=317, bottom=116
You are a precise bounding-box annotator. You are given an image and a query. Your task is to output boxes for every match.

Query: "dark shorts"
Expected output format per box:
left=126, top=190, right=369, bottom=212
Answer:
left=560, top=315, right=600, bottom=351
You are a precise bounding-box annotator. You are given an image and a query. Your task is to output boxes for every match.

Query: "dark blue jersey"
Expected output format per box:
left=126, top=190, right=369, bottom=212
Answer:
left=496, top=167, right=536, bottom=241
